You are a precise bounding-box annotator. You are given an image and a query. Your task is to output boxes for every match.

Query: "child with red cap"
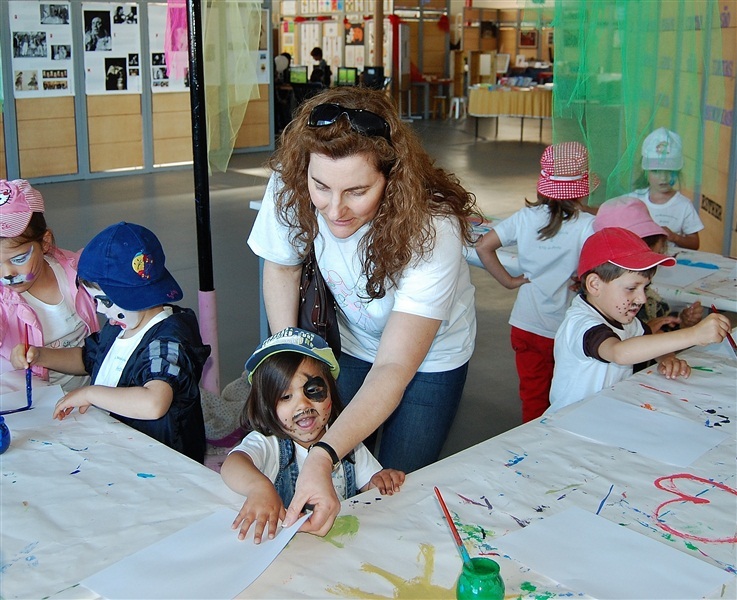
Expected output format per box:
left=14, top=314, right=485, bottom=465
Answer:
left=548, top=227, right=731, bottom=413
left=475, top=141, right=597, bottom=421
left=0, top=179, right=99, bottom=391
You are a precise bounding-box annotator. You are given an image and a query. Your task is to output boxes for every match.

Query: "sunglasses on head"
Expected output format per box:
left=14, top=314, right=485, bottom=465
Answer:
left=307, top=103, right=391, bottom=143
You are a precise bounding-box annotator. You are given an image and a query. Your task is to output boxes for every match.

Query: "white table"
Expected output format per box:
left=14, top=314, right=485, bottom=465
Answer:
left=241, top=342, right=737, bottom=598
left=0, top=383, right=243, bottom=600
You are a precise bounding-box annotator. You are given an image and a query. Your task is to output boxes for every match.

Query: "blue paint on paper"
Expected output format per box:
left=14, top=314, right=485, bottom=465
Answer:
left=676, top=259, right=719, bottom=270
left=596, top=484, right=614, bottom=515
left=136, top=472, right=155, bottom=478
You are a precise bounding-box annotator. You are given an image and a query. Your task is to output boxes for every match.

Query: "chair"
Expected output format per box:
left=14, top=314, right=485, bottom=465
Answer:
left=431, top=95, right=447, bottom=120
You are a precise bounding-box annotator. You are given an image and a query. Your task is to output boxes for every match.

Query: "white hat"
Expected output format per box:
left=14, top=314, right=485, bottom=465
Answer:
left=641, top=127, right=683, bottom=171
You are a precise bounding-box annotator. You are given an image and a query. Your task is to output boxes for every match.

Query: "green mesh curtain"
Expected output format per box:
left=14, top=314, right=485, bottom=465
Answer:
left=525, top=0, right=725, bottom=208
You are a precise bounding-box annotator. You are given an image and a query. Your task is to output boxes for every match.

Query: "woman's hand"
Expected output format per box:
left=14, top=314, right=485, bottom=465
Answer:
left=231, top=483, right=286, bottom=543
left=283, top=449, right=340, bottom=536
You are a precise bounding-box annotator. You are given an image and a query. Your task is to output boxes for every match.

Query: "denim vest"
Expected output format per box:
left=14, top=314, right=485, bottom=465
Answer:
left=273, top=437, right=357, bottom=507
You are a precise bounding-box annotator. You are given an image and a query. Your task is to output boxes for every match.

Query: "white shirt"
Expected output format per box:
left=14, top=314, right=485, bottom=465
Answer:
left=631, top=188, right=704, bottom=244
left=248, top=174, right=476, bottom=372
left=549, top=295, right=644, bottom=412
left=493, top=205, right=594, bottom=338
left=22, top=256, right=89, bottom=392
left=230, top=431, right=382, bottom=499
left=94, top=309, right=170, bottom=387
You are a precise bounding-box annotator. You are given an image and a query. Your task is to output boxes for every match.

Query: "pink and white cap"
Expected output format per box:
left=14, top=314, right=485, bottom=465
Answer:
left=0, top=179, right=45, bottom=238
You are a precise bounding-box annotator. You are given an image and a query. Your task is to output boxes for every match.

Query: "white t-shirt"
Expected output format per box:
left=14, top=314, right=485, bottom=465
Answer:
left=248, top=174, right=476, bottom=372
left=631, top=189, right=704, bottom=239
left=21, top=256, right=89, bottom=392
left=493, top=205, right=594, bottom=338
left=94, top=309, right=170, bottom=387
left=230, top=431, right=382, bottom=499
left=548, top=295, right=644, bottom=413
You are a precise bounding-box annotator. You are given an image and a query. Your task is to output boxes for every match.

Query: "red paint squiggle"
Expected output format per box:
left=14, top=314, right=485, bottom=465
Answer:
left=653, top=473, right=737, bottom=543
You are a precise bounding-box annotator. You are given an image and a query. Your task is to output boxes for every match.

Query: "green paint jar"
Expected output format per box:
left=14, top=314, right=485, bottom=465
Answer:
left=456, top=557, right=505, bottom=600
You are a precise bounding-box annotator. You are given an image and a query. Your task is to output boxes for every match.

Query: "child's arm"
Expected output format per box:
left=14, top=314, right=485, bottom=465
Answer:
left=361, top=469, right=405, bottom=495
left=662, top=227, right=699, bottom=250
left=11, top=345, right=86, bottom=375
left=52, top=380, right=174, bottom=420
left=475, top=230, right=529, bottom=290
left=597, top=313, right=730, bottom=371
left=221, top=451, right=286, bottom=543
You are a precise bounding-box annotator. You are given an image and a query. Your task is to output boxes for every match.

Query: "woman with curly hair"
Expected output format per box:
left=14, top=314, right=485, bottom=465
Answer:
left=248, top=86, right=480, bottom=535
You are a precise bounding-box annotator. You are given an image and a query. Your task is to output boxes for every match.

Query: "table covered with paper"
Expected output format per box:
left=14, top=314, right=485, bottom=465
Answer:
left=242, top=340, right=736, bottom=599
left=2, top=334, right=735, bottom=599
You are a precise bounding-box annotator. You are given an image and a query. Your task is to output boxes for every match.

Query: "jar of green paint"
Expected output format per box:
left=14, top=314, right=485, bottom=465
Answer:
left=456, top=557, right=505, bottom=600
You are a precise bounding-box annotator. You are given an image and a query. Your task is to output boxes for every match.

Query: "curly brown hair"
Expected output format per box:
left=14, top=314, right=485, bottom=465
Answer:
left=268, top=87, right=480, bottom=299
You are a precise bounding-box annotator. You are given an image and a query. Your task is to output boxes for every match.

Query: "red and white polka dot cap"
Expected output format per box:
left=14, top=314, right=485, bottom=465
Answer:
left=537, top=141, right=600, bottom=200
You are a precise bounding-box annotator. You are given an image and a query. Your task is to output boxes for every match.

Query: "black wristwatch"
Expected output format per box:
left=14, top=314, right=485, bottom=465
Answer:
left=309, top=441, right=340, bottom=471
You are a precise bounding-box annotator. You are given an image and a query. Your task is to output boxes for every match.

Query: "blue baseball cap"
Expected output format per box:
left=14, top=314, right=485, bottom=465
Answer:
left=246, top=327, right=340, bottom=382
left=78, top=222, right=183, bottom=311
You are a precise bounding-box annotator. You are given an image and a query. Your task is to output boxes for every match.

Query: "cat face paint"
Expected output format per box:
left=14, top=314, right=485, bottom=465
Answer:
left=83, top=284, right=143, bottom=330
left=0, top=242, right=44, bottom=292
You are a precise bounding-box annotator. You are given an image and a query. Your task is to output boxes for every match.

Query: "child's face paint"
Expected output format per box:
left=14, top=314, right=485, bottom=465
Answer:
left=593, top=271, right=650, bottom=325
left=0, top=240, right=46, bottom=292
left=83, top=284, right=143, bottom=330
left=275, top=358, right=332, bottom=448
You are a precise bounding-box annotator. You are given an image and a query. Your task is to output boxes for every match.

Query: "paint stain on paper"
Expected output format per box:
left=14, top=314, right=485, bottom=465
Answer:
left=136, top=472, right=155, bottom=478
left=326, top=543, right=453, bottom=598
left=323, top=515, right=359, bottom=548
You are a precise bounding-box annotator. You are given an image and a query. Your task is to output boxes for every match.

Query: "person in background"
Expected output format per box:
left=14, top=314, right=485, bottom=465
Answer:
left=309, top=47, right=331, bottom=87
left=1, top=179, right=99, bottom=392
left=593, top=196, right=703, bottom=333
left=631, top=127, right=703, bottom=250
left=248, top=87, right=479, bottom=535
left=13, top=222, right=209, bottom=463
left=221, top=328, right=404, bottom=543
left=548, top=228, right=730, bottom=413
left=475, top=142, right=597, bottom=422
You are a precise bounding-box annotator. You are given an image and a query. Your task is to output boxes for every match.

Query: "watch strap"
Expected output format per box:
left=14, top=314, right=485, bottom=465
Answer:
left=309, top=441, right=340, bottom=470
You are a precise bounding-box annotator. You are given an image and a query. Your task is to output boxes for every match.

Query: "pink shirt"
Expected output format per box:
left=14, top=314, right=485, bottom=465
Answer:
left=0, top=247, right=99, bottom=379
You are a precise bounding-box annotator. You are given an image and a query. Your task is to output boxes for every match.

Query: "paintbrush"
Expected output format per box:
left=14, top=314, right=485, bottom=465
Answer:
left=710, top=305, right=737, bottom=357
left=24, top=324, right=32, bottom=410
left=434, top=486, right=474, bottom=572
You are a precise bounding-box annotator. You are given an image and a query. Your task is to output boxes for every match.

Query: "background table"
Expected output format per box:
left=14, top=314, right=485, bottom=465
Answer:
left=468, top=87, right=553, bottom=140
left=242, top=342, right=736, bottom=598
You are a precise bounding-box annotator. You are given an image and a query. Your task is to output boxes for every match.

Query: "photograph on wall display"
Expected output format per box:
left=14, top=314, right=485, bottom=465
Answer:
left=52, top=44, right=71, bottom=60
left=13, top=32, right=48, bottom=58
left=8, top=0, right=74, bottom=97
left=14, top=70, right=39, bottom=91
left=84, top=11, right=112, bottom=51
left=40, top=4, right=70, bottom=25
left=105, top=57, right=127, bottom=90
left=519, top=30, right=538, bottom=49
left=128, top=53, right=139, bottom=66
left=113, top=5, right=138, bottom=24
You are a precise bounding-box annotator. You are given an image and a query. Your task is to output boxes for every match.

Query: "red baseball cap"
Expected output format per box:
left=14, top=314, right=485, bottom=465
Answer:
left=578, top=227, right=676, bottom=277
left=537, top=141, right=600, bottom=200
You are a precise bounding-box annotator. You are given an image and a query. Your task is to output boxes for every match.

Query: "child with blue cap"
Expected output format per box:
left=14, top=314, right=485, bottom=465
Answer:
left=16, top=222, right=209, bottom=462
left=221, top=327, right=404, bottom=543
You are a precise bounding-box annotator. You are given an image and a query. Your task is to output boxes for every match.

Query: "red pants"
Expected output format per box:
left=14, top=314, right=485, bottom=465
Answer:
left=510, top=326, right=555, bottom=422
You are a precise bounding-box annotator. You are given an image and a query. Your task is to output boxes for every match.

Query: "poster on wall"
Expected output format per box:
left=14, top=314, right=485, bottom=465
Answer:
left=82, top=2, right=141, bottom=95
left=344, top=21, right=364, bottom=69
left=148, top=2, right=188, bottom=92
left=8, top=1, right=74, bottom=98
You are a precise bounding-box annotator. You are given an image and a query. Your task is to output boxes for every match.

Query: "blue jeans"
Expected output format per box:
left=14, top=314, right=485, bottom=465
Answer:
left=336, top=353, right=469, bottom=473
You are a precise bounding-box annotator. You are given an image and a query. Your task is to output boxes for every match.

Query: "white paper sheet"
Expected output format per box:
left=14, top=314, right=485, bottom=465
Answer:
left=652, top=262, right=718, bottom=288
left=1, top=384, right=63, bottom=428
left=82, top=509, right=310, bottom=599
left=495, top=507, right=734, bottom=599
left=552, top=396, right=727, bottom=466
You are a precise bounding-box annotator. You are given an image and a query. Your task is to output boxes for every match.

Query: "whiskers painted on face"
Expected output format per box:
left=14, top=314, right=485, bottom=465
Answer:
left=293, top=408, right=319, bottom=422
left=1, top=273, right=33, bottom=286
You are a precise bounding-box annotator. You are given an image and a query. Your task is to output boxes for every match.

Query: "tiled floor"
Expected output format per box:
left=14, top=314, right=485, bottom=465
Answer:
left=36, top=114, right=553, bottom=463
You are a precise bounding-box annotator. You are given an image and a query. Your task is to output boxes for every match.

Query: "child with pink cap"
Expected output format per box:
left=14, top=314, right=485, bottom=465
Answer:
left=594, top=196, right=703, bottom=333
left=548, top=228, right=730, bottom=413
left=0, top=179, right=99, bottom=391
left=475, top=141, right=597, bottom=421
left=631, top=127, right=703, bottom=250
